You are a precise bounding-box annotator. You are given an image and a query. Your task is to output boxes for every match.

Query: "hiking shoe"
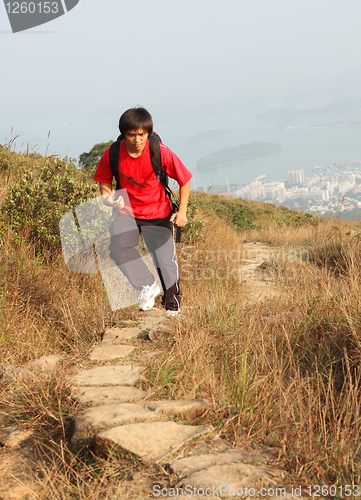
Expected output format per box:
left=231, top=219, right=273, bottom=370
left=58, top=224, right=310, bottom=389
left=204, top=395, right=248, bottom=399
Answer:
left=138, top=282, right=161, bottom=311
left=165, top=309, right=181, bottom=318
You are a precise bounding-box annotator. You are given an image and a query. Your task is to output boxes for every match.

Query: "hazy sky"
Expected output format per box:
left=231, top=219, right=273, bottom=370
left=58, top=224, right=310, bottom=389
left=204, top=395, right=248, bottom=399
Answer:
left=1, top=0, right=361, bottom=160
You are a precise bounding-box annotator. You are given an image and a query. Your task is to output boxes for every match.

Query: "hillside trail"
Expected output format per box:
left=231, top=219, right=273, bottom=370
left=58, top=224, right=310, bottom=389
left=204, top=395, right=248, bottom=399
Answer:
left=0, top=241, right=301, bottom=499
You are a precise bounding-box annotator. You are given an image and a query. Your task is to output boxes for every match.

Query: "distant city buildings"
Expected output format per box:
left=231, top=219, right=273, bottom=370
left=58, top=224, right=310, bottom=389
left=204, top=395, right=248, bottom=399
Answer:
left=206, top=161, right=361, bottom=215
left=287, top=169, right=305, bottom=186
left=235, top=181, right=285, bottom=201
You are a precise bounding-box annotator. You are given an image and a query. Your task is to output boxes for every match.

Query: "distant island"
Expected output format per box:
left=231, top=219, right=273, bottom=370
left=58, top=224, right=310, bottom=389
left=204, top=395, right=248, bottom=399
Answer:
left=196, top=142, right=282, bottom=170
left=185, top=130, right=233, bottom=145
left=280, top=115, right=361, bottom=130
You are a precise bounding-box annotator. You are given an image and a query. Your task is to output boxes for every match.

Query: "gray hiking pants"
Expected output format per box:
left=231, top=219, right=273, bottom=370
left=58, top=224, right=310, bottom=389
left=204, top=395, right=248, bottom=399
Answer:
left=108, top=212, right=181, bottom=311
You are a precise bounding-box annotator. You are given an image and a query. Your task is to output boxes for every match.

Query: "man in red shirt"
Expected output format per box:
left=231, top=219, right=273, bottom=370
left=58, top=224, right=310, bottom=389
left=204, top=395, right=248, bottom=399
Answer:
left=94, top=107, right=192, bottom=317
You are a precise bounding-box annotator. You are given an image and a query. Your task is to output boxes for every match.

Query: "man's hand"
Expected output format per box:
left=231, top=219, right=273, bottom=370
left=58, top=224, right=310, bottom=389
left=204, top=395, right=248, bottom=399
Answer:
left=170, top=210, right=187, bottom=227
left=102, top=191, right=124, bottom=209
left=172, top=180, right=190, bottom=228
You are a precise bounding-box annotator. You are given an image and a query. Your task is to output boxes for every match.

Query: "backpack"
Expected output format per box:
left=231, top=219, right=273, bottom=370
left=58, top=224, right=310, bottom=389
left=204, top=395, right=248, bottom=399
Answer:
left=108, top=132, right=178, bottom=213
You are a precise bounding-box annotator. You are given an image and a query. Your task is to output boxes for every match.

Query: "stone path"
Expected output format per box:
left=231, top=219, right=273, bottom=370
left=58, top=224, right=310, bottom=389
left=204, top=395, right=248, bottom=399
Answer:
left=240, top=241, right=283, bottom=302
left=0, top=242, right=295, bottom=498
left=66, top=305, right=289, bottom=498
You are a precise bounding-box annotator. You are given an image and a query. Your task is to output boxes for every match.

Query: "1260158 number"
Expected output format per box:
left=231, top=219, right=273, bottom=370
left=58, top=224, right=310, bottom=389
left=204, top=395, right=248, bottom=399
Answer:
left=5, top=2, right=59, bottom=14
left=306, top=485, right=360, bottom=497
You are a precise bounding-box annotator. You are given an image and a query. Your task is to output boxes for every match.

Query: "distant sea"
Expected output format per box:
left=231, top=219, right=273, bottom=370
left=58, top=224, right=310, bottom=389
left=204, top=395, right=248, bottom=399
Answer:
left=158, top=101, right=361, bottom=190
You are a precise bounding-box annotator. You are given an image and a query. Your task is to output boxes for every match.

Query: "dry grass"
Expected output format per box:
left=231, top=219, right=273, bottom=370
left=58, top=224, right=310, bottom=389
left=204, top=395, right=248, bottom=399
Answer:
left=147, top=211, right=361, bottom=488
left=0, top=230, right=115, bottom=365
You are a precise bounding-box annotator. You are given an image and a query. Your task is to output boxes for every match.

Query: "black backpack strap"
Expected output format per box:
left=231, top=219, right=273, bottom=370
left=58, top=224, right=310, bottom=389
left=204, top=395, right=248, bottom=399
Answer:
left=109, top=137, right=121, bottom=190
left=149, top=135, right=162, bottom=181
left=149, top=135, right=176, bottom=204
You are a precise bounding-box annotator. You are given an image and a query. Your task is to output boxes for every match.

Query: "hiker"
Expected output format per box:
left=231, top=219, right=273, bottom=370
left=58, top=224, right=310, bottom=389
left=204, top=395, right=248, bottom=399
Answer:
left=94, top=107, right=192, bottom=317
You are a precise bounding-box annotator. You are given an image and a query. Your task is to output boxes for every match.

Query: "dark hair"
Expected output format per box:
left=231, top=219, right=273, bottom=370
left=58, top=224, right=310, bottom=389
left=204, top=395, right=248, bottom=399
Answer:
left=119, top=107, right=153, bottom=136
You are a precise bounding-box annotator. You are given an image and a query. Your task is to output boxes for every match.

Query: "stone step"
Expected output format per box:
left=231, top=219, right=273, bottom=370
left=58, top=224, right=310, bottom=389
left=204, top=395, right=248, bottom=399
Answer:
left=101, top=327, right=144, bottom=344
left=89, top=344, right=135, bottom=361
left=71, top=399, right=208, bottom=441
left=138, top=316, right=165, bottom=331
left=179, top=463, right=286, bottom=498
left=170, top=449, right=280, bottom=475
left=169, top=449, right=287, bottom=498
left=94, top=421, right=212, bottom=463
left=72, top=402, right=157, bottom=441
left=148, top=319, right=179, bottom=340
left=71, top=365, right=142, bottom=387
left=73, top=385, right=148, bottom=406
left=101, top=312, right=167, bottom=342
left=176, top=462, right=286, bottom=498
left=147, top=399, right=208, bottom=420
left=0, top=427, right=33, bottom=448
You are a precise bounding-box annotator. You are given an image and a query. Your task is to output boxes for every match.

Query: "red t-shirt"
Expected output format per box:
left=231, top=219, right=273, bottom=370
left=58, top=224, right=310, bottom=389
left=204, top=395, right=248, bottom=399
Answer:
left=94, top=140, right=192, bottom=219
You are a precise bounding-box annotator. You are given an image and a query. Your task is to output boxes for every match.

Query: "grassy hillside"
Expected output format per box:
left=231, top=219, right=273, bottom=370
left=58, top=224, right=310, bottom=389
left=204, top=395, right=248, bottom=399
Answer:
left=1, top=143, right=361, bottom=496
left=193, top=190, right=317, bottom=231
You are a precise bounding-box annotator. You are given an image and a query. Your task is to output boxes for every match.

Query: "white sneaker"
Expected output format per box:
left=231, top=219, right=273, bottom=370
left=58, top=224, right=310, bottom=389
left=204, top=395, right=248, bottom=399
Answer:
left=138, top=282, right=161, bottom=311
left=165, top=309, right=181, bottom=318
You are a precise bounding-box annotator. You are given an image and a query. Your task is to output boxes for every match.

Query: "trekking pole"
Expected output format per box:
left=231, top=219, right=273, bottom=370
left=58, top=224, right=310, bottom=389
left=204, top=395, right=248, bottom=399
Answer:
left=176, top=226, right=182, bottom=243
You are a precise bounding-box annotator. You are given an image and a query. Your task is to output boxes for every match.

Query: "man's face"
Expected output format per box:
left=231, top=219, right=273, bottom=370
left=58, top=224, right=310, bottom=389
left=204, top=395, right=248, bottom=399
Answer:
left=124, top=128, right=149, bottom=156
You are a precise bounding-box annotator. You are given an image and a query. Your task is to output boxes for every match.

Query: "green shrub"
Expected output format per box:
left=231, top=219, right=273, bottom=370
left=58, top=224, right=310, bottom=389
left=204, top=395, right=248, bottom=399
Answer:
left=197, top=193, right=256, bottom=230
left=1, top=158, right=98, bottom=252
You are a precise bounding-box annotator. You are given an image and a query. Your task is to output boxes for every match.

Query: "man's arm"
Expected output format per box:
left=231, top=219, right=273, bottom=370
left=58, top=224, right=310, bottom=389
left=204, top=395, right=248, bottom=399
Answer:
left=170, top=180, right=190, bottom=227
left=99, top=182, right=124, bottom=209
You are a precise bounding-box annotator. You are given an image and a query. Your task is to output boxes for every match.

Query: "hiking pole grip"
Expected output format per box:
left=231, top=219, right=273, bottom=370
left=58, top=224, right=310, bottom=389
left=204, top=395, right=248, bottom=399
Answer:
left=176, top=227, right=182, bottom=243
